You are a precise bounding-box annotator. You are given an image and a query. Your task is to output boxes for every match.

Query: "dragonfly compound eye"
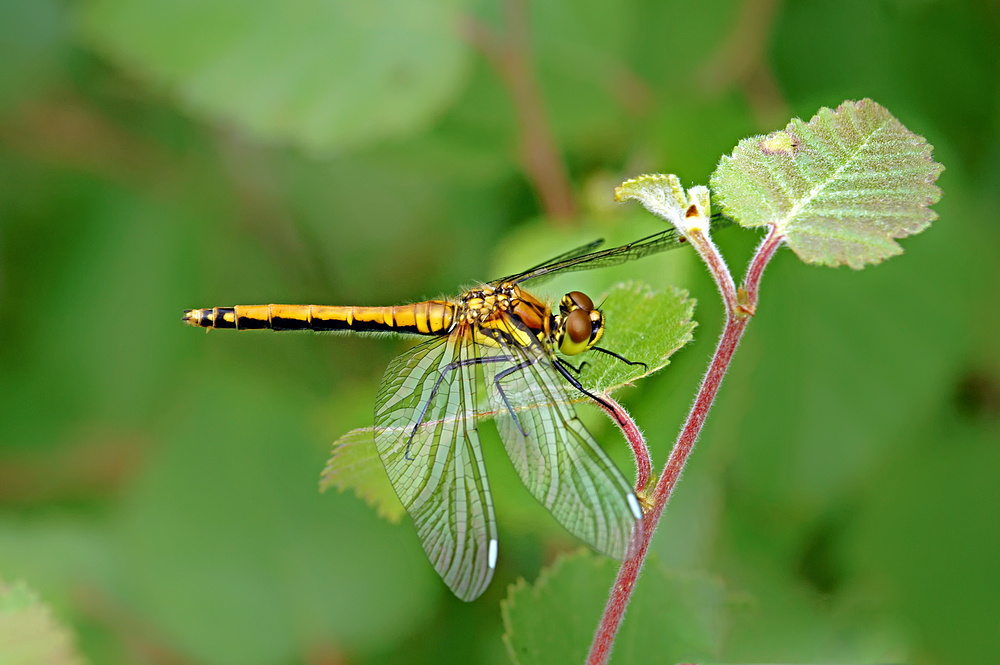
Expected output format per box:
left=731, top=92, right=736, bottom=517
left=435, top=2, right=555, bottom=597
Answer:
left=568, top=291, right=594, bottom=311
left=559, top=290, right=594, bottom=316
left=559, top=309, right=593, bottom=356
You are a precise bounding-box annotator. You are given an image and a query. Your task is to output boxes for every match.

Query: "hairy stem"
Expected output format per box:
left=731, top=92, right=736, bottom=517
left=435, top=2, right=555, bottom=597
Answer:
left=597, top=396, right=652, bottom=495
left=687, top=226, right=739, bottom=313
left=586, top=225, right=784, bottom=665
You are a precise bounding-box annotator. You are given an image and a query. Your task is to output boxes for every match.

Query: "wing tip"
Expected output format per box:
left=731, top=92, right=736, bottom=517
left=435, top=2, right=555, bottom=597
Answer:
left=626, top=493, right=642, bottom=519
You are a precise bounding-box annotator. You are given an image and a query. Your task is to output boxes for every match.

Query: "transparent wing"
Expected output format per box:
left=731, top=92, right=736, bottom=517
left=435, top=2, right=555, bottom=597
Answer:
left=374, top=331, right=498, bottom=602
left=497, top=216, right=734, bottom=286
left=515, top=237, right=605, bottom=276
left=480, top=334, right=643, bottom=560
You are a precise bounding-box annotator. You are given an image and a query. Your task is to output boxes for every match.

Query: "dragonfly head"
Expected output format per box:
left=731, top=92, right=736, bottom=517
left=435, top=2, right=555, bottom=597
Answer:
left=556, top=291, right=604, bottom=356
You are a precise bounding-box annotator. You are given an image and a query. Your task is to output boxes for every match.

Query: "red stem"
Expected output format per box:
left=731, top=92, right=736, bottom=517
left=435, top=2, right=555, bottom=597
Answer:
left=744, top=226, right=784, bottom=307
left=586, top=225, right=784, bottom=665
left=687, top=226, right=738, bottom=313
left=598, top=396, right=652, bottom=494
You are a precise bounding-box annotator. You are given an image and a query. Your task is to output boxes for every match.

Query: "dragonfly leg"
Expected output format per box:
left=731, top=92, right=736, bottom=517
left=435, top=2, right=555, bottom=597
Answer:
left=493, top=361, right=537, bottom=438
left=557, top=358, right=589, bottom=375
left=406, top=354, right=516, bottom=460
left=590, top=346, right=649, bottom=372
left=552, top=359, right=629, bottom=429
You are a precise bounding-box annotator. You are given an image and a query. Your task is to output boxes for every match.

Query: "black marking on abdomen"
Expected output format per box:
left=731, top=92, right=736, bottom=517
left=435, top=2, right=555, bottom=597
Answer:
left=270, top=315, right=313, bottom=331
left=213, top=308, right=237, bottom=329
left=235, top=312, right=268, bottom=330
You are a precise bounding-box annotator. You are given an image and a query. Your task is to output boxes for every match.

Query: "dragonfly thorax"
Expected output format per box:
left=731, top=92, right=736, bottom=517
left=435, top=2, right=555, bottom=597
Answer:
left=555, top=291, right=604, bottom=356
left=460, top=284, right=515, bottom=324
left=457, top=284, right=603, bottom=356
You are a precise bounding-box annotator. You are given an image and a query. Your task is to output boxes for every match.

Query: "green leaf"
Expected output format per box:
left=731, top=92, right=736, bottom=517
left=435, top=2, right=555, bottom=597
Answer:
left=580, top=281, right=696, bottom=397
left=320, top=428, right=406, bottom=524
left=613, top=173, right=711, bottom=235
left=78, top=0, right=473, bottom=152
left=711, top=99, right=944, bottom=268
left=0, top=579, right=82, bottom=665
left=501, top=551, right=727, bottom=665
left=320, top=282, right=694, bottom=522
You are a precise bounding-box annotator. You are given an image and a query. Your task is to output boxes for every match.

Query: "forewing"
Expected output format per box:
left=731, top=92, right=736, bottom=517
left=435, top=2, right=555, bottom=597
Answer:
left=500, top=237, right=605, bottom=282
left=501, top=217, right=734, bottom=286
left=480, top=338, right=642, bottom=560
left=502, top=227, right=684, bottom=285
left=374, top=332, right=498, bottom=602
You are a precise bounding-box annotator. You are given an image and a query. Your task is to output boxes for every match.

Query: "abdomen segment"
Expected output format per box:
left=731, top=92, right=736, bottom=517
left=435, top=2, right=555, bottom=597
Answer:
left=182, top=302, right=455, bottom=335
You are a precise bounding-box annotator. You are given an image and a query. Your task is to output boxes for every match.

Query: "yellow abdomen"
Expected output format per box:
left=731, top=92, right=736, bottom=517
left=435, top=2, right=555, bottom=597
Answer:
left=182, top=302, right=455, bottom=335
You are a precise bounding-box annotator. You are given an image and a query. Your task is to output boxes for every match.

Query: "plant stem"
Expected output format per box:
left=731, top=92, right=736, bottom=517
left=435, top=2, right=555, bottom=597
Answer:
left=586, top=225, right=784, bottom=665
left=597, top=396, right=652, bottom=495
left=687, top=226, right=739, bottom=313
left=743, top=225, right=784, bottom=307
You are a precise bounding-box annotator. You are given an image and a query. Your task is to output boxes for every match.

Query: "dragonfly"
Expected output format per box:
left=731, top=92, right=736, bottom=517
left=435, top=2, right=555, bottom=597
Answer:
left=183, top=221, right=722, bottom=601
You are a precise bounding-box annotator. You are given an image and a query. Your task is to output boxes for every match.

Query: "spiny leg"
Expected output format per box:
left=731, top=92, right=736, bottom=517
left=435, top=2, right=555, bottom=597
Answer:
left=590, top=345, right=649, bottom=372
left=557, top=358, right=590, bottom=375
left=552, top=359, right=629, bottom=429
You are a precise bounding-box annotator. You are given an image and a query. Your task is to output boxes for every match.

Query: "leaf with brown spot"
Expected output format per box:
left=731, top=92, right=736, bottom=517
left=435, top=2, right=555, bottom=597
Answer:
left=711, top=99, right=944, bottom=269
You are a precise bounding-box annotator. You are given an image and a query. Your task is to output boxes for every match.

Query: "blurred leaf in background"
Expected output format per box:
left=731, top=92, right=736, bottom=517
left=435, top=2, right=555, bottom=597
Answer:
left=502, top=551, right=727, bottom=665
left=79, top=0, right=476, bottom=153
left=0, top=0, right=997, bottom=663
left=0, top=578, right=83, bottom=665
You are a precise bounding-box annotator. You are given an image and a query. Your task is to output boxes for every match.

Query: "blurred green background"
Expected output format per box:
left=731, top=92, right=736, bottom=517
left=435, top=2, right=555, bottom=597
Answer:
left=0, top=0, right=997, bottom=663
